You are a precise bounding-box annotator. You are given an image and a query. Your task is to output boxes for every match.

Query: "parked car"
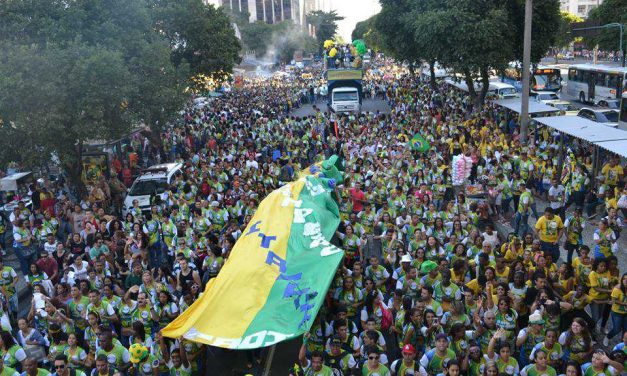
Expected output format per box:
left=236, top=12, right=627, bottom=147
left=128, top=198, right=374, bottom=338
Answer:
left=545, top=100, right=578, bottom=116
left=576, top=107, right=619, bottom=127
left=530, top=91, right=559, bottom=104
left=596, top=98, right=620, bottom=109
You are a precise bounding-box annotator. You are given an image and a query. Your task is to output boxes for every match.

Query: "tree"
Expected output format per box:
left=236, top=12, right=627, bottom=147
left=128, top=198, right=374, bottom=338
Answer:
left=352, top=16, right=375, bottom=41
left=375, top=0, right=423, bottom=74
left=553, top=11, right=584, bottom=62
left=587, top=0, right=627, bottom=53
left=0, top=0, right=237, bottom=191
left=506, top=0, right=561, bottom=64
left=306, top=10, right=344, bottom=46
left=152, top=0, right=242, bottom=78
left=352, top=15, right=384, bottom=52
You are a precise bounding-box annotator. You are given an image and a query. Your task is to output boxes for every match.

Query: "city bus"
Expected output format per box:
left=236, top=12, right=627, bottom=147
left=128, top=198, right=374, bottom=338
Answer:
left=620, top=92, right=627, bottom=129
left=501, top=64, right=562, bottom=93
left=567, top=64, right=627, bottom=104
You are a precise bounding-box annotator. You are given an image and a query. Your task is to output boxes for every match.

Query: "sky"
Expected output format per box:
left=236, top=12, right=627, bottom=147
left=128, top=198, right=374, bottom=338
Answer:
left=331, top=0, right=381, bottom=41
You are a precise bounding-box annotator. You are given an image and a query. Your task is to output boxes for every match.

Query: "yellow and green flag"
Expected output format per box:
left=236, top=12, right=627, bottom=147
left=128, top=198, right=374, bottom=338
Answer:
left=162, top=157, right=344, bottom=349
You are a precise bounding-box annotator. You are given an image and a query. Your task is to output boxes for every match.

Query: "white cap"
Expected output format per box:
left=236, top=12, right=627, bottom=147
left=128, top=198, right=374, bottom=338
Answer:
left=401, top=254, right=412, bottom=263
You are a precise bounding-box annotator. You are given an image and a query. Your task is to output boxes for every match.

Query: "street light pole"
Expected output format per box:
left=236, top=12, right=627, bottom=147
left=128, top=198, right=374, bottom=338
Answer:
left=520, top=0, right=533, bottom=143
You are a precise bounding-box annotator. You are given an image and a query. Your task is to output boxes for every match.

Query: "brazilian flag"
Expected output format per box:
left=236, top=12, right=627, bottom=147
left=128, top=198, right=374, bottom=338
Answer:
left=410, top=133, right=430, bottom=152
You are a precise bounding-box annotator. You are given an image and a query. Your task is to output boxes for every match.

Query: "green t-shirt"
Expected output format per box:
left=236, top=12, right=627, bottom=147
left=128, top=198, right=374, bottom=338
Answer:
left=0, top=366, right=18, bottom=376
left=96, top=344, right=130, bottom=369
left=134, top=354, right=160, bottom=376
left=362, top=363, right=391, bottom=376
left=522, top=364, right=557, bottom=376
left=421, top=348, right=457, bottom=375
left=167, top=362, right=192, bottom=376
left=0, top=267, right=17, bottom=297
left=68, top=296, right=90, bottom=330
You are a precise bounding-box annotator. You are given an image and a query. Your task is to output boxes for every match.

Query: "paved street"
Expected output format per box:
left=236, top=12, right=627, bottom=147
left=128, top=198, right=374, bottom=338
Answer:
left=290, top=98, right=391, bottom=117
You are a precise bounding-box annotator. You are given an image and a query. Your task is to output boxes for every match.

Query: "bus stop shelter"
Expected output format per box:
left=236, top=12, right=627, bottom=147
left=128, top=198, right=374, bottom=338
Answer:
left=533, top=116, right=627, bottom=183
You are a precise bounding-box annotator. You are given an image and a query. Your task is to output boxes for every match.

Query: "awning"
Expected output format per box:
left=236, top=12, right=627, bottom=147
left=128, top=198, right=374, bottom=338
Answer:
left=0, top=172, right=33, bottom=191
left=534, top=116, right=627, bottom=158
left=494, top=99, right=561, bottom=115
left=595, top=140, right=627, bottom=158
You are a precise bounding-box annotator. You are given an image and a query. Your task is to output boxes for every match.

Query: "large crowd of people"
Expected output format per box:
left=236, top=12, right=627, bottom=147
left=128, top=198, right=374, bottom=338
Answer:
left=0, top=57, right=625, bottom=376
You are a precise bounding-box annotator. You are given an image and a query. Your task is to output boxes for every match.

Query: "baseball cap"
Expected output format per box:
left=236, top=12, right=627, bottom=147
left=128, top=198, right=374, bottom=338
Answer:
left=330, top=335, right=342, bottom=345
left=401, top=254, right=412, bottom=263
left=435, top=333, right=449, bottom=341
left=402, top=344, right=416, bottom=354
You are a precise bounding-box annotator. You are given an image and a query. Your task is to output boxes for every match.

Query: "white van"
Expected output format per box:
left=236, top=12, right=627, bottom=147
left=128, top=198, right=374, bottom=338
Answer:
left=331, top=87, right=361, bottom=113
left=488, top=82, right=518, bottom=99
left=123, top=163, right=183, bottom=216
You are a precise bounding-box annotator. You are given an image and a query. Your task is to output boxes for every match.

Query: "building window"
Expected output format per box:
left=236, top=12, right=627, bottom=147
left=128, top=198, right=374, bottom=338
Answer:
left=256, top=0, right=264, bottom=21
left=577, top=5, right=586, bottom=14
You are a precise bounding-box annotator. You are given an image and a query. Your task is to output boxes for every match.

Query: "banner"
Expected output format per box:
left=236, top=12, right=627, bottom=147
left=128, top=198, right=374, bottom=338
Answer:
left=410, top=132, right=430, bottom=152
left=162, top=157, right=344, bottom=349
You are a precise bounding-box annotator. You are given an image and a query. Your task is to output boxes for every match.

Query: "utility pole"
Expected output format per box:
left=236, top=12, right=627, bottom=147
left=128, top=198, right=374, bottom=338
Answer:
left=520, top=0, right=533, bottom=143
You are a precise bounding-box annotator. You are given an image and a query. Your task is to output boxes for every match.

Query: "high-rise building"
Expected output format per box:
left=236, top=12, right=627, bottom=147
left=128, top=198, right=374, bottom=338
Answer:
left=207, top=0, right=326, bottom=26
left=559, top=0, right=603, bottom=19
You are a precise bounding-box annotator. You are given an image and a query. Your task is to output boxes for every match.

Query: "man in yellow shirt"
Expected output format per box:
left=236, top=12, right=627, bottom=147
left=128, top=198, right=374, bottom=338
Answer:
left=535, top=207, right=564, bottom=262
left=601, top=157, right=623, bottom=191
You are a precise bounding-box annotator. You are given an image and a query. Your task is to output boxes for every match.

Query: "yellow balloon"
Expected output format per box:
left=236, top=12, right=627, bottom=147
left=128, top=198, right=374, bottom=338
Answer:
left=328, top=47, right=337, bottom=57
left=323, top=39, right=334, bottom=49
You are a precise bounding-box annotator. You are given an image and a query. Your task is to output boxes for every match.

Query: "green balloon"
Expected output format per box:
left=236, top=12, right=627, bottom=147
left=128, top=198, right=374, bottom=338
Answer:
left=352, top=39, right=367, bottom=55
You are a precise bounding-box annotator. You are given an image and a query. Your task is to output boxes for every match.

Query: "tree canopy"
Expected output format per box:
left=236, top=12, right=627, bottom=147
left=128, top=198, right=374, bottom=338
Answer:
left=0, top=0, right=240, bottom=189
left=374, top=0, right=560, bottom=105
left=306, top=10, right=345, bottom=47
left=587, top=0, right=627, bottom=52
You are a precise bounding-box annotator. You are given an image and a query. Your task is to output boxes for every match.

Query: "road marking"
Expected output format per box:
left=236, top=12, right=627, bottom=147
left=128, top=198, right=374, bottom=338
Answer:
left=263, top=344, right=276, bottom=376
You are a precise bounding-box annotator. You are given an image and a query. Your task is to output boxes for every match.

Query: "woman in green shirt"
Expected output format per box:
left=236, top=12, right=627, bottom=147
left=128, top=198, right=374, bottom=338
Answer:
left=0, top=331, right=26, bottom=371
left=521, top=349, right=557, bottom=376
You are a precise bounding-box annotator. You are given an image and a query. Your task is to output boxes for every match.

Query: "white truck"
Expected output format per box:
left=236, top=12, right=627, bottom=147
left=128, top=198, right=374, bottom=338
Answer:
left=331, top=87, right=361, bottom=113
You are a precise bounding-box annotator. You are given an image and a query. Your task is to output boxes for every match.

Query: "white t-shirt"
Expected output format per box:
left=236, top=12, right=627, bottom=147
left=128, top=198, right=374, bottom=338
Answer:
left=548, top=185, right=565, bottom=209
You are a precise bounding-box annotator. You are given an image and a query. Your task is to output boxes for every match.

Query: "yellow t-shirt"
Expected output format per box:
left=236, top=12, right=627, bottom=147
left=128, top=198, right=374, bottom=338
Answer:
left=611, top=287, right=626, bottom=314
left=535, top=215, right=564, bottom=244
left=601, top=164, right=623, bottom=186
left=563, top=291, right=593, bottom=310
left=589, top=271, right=612, bottom=300
left=465, top=279, right=481, bottom=295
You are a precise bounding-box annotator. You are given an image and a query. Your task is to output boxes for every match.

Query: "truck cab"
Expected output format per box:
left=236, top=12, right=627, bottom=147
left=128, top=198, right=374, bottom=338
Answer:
left=331, top=87, right=361, bottom=113
left=326, top=68, right=363, bottom=114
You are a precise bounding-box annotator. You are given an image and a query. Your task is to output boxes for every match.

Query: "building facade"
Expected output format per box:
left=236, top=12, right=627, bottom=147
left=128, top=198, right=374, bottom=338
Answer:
left=208, top=0, right=328, bottom=25
left=559, top=0, right=603, bottom=19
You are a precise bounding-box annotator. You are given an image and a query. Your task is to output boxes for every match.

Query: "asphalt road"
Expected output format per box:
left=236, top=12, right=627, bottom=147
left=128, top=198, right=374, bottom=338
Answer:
left=290, top=98, right=391, bottom=118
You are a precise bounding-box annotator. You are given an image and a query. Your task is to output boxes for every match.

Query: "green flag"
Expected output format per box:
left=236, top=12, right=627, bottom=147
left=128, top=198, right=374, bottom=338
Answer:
left=410, top=133, right=430, bottom=152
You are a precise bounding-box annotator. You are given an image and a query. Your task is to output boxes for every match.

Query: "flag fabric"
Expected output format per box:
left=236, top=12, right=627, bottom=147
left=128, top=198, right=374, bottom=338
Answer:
left=410, top=133, right=430, bottom=152
left=162, top=157, right=344, bottom=349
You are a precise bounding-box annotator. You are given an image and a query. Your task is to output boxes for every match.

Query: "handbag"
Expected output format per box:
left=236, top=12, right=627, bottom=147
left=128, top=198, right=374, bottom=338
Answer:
left=379, top=302, right=393, bottom=331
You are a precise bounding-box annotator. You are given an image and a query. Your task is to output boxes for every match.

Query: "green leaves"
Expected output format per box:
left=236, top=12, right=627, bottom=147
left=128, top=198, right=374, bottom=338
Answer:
left=0, top=0, right=239, bottom=185
left=306, top=10, right=345, bottom=47
left=374, top=0, right=560, bottom=105
left=587, top=0, right=627, bottom=52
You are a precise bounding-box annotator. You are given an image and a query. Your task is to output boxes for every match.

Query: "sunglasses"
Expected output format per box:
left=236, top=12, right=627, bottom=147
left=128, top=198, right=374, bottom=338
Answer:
left=55, top=365, right=66, bottom=369
left=368, top=355, right=379, bottom=360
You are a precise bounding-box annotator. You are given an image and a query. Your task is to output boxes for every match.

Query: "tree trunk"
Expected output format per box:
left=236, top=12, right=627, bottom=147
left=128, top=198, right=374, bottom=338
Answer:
left=65, top=141, right=87, bottom=199
left=477, top=67, right=490, bottom=106
left=429, top=60, right=437, bottom=90
left=408, top=62, right=415, bottom=77
left=463, top=68, right=478, bottom=110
